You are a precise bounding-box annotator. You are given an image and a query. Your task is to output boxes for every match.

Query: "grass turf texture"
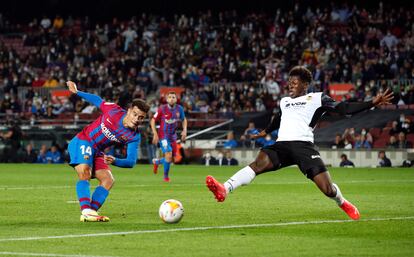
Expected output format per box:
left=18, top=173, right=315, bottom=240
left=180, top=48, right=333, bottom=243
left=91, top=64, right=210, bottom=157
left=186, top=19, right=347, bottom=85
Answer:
left=0, top=164, right=413, bottom=257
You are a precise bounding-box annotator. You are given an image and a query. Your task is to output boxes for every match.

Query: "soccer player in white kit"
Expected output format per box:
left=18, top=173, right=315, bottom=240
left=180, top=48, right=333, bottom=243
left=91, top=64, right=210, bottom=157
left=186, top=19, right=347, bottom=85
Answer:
left=206, top=66, right=393, bottom=220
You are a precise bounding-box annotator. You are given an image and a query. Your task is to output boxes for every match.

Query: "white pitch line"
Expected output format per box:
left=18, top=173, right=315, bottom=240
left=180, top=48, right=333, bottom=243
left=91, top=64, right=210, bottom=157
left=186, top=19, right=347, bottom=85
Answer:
left=0, top=216, right=413, bottom=243
left=1, top=179, right=413, bottom=190
left=0, top=252, right=121, bottom=257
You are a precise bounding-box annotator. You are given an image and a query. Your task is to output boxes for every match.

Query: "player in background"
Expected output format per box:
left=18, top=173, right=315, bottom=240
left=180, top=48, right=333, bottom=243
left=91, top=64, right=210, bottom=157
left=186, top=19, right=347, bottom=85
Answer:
left=66, top=81, right=150, bottom=222
left=206, top=66, right=393, bottom=220
left=150, top=92, right=187, bottom=182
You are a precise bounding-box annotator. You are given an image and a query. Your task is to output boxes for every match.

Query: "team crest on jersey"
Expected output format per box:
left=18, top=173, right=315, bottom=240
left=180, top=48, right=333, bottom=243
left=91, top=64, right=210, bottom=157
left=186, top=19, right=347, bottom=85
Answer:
left=306, top=96, right=312, bottom=101
left=120, top=136, right=127, bottom=141
left=176, top=112, right=180, bottom=118
left=84, top=155, right=90, bottom=160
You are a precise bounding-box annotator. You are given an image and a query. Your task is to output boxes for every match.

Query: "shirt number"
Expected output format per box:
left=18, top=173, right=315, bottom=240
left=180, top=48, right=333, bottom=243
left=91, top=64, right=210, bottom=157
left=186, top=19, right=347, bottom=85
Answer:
left=80, top=145, right=92, bottom=155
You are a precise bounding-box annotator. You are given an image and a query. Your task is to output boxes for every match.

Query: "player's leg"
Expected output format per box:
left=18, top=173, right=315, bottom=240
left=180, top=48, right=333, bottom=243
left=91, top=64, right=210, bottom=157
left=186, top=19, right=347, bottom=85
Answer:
left=74, top=164, right=93, bottom=211
left=296, top=142, right=360, bottom=220
left=90, top=155, right=113, bottom=213
left=68, top=138, right=108, bottom=222
left=163, top=151, right=173, bottom=182
left=153, top=139, right=170, bottom=175
left=312, top=172, right=360, bottom=220
left=91, top=169, right=113, bottom=212
left=206, top=149, right=280, bottom=202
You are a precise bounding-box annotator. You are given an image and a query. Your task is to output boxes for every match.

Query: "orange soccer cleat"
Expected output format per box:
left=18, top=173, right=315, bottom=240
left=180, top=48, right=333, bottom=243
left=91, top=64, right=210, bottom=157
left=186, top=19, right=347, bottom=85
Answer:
left=340, top=199, right=360, bottom=220
left=206, top=175, right=227, bottom=202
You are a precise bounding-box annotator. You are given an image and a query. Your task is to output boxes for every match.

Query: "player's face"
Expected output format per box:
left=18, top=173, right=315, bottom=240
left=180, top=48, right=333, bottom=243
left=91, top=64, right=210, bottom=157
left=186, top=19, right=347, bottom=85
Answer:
left=126, top=106, right=146, bottom=129
left=167, top=94, right=177, bottom=106
left=288, top=76, right=307, bottom=98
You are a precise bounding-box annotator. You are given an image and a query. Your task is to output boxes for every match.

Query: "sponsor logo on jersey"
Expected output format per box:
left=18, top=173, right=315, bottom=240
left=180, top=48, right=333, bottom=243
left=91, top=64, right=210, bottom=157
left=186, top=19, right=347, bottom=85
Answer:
left=165, top=118, right=177, bottom=124
left=100, top=122, right=120, bottom=143
left=285, top=102, right=306, bottom=108
left=311, top=155, right=321, bottom=159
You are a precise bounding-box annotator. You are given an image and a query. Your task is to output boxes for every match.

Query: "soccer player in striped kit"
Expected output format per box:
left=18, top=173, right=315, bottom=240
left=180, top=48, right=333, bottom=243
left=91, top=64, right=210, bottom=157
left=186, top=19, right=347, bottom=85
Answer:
left=66, top=81, right=150, bottom=222
left=150, top=92, right=187, bottom=182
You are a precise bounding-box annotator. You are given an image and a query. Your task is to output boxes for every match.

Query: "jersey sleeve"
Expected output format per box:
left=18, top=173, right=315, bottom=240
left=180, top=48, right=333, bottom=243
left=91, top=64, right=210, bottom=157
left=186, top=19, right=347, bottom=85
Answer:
left=99, top=101, right=124, bottom=115
left=113, top=134, right=141, bottom=168
left=265, top=110, right=282, bottom=133
left=321, top=94, right=374, bottom=115
left=77, top=91, right=103, bottom=108
left=153, top=107, right=163, bottom=122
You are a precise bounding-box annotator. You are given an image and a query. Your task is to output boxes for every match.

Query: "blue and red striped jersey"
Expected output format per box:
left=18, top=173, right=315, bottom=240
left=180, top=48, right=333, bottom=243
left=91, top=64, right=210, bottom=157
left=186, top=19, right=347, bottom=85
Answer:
left=77, top=102, right=140, bottom=150
left=153, top=104, right=185, bottom=141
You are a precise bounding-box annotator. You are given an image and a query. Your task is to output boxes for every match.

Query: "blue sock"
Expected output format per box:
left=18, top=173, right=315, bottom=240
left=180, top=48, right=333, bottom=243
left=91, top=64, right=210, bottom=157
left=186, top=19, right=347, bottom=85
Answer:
left=164, top=161, right=171, bottom=178
left=91, top=186, right=109, bottom=211
left=76, top=180, right=91, bottom=211
left=155, top=158, right=165, bottom=165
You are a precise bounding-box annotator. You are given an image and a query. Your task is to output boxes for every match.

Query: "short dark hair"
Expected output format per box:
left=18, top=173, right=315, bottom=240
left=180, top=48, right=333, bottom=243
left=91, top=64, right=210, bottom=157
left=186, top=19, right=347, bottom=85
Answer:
left=167, top=91, right=177, bottom=96
left=131, top=99, right=150, bottom=113
left=341, top=154, right=347, bottom=159
left=289, top=66, right=312, bottom=84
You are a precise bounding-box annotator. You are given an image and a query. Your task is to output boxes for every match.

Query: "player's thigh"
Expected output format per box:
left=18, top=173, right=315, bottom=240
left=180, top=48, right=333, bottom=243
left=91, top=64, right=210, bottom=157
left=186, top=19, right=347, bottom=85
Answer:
left=68, top=137, right=95, bottom=167
left=291, top=142, right=327, bottom=179
left=251, top=143, right=292, bottom=174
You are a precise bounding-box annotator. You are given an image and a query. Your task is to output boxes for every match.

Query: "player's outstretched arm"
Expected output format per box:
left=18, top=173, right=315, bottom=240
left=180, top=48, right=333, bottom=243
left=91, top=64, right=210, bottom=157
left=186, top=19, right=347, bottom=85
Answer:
left=105, top=141, right=139, bottom=168
left=323, top=89, right=394, bottom=115
left=66, top=81, right=103, bottom=108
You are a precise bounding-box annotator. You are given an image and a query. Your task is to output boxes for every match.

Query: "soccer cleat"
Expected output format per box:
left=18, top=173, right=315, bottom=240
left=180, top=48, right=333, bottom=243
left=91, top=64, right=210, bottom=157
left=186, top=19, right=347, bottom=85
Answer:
left=152, top=159, right=159, bottom=174
left=163, top=177, right=170, bottom=182
left=206, top=175, right=227, bottom=202
left=340, top=199, right=360, bottom=220
left=80, top=210, right=110, bottom=222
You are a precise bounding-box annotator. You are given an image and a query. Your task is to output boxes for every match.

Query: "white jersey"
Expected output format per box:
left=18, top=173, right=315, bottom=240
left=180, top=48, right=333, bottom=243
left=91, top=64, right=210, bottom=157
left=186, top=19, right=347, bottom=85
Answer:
left=264, top=92, right=373, bottom=144
left=277, top=92, right=324, bottom=143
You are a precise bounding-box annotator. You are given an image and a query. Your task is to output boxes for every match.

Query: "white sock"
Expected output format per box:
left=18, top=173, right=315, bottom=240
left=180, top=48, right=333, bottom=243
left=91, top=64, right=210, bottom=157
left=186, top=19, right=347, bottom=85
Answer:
left=330, top=183, right=345, bottom=206
left=224, top=166, right=256, bottom=194
left=81, top=208, right=95, bottom=215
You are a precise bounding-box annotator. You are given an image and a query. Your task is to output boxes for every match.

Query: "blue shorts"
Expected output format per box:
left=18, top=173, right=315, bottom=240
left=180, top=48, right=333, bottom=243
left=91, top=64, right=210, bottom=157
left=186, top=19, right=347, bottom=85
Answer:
left=159, top=138, right=177, bottom=156
left=68, top=136, right=96, bottom=166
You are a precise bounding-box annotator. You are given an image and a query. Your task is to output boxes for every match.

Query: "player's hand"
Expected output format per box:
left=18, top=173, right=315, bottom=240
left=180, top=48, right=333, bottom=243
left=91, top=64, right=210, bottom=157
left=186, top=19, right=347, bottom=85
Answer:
left=372, top=88, right=394, bottom=106
left=152, top=134, right=159, bottom=145
left=66, top=81, right=78, bottom=94
left=181, top=130, right=187, bottom=143
left=251, top=130, right=267, bottom=139
left=103, top=155, right=116, bottom=165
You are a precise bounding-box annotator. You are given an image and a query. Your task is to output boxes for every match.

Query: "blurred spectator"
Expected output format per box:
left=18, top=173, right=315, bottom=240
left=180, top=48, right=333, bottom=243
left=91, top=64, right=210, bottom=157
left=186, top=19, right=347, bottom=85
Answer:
left=201, top=152, right=217, bottom=166
left=387, top=135, right=399, bottom=149
left=46, top=145, right=63, bottom=163
left=389, top=121, right=401, bottom=136
left=378, top=151, right=392, bottom=167
left=223, top=131, right=238, bottom=149
left=22, top=143, right=38, bottom=163
left=222, top=151, right=238, bottom=166
left=331, top=134, right=345, bottom=149
left=339, top=154, right=355, bottom=167
left=343, top=139, right=353, bottom=149
left=261, top=134, right=276, bottom=147
left=397, top=132, right=413, bottom=149
left=354, top=134, right=372, bottom=149
left=53, top=15, right=64, bottom=30
left=37, top=144, right=48, bottom=163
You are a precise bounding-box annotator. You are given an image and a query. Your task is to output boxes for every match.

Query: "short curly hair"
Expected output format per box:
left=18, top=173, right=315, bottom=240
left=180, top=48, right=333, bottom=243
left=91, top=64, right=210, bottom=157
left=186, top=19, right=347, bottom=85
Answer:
left=289, top=66, right=312, bottom=84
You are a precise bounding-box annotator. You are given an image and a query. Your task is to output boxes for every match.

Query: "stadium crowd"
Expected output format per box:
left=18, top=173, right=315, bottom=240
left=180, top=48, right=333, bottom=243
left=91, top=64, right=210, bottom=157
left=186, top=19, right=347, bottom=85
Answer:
left=1, top=2, right=414, bottom=164
left=0, top=1, right=414, bottom=116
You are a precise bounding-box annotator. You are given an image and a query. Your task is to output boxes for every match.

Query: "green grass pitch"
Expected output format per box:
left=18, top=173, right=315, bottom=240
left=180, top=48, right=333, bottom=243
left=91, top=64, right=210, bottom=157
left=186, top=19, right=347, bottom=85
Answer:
left=0, top=164, right=413, bottom=257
